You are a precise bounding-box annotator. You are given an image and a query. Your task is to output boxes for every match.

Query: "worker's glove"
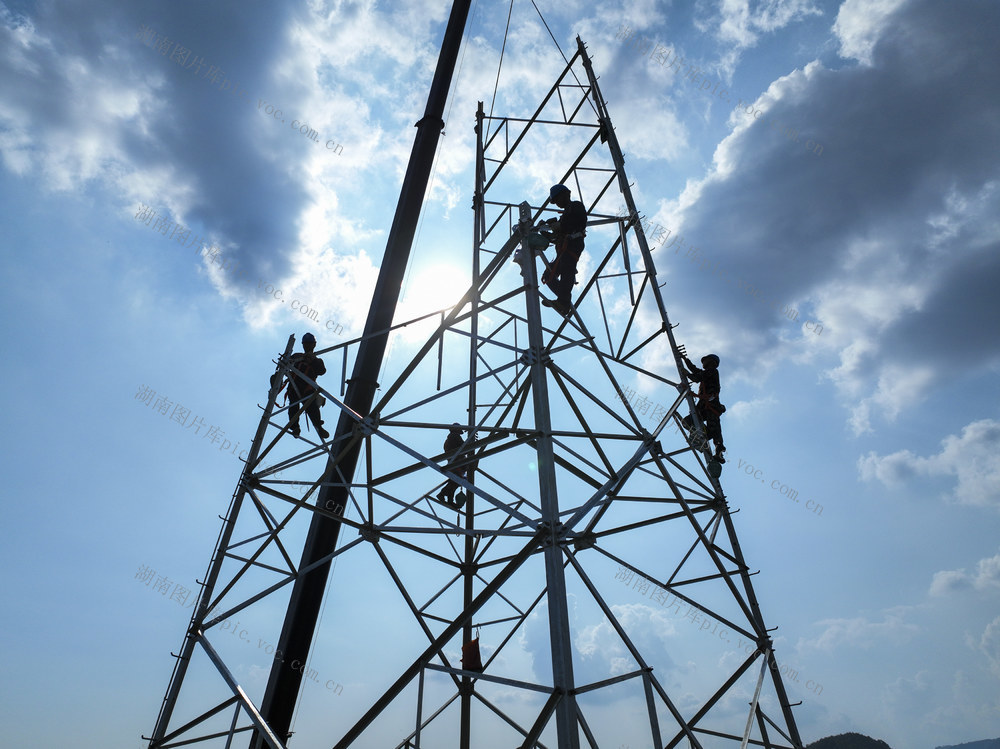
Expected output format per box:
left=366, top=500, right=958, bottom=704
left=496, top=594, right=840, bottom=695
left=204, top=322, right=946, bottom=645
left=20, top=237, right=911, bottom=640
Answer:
left=676, top=344, right=687, bottom=358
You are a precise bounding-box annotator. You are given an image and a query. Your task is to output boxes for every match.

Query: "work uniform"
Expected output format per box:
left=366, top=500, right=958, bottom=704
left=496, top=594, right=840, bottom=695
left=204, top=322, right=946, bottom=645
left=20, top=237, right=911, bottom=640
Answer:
left=287, top=351, right=327, bottom=436
left=683, top=363, right=725, bottom=454
left=543, top=199, right=587, bottom=306
left=438, top=428, right=472, bottom=506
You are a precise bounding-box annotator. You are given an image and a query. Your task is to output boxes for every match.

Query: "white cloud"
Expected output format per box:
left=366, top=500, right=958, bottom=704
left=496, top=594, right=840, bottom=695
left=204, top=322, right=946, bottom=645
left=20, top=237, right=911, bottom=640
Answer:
left=575, top=602, right=678, bottom=663
left=726, top=396, right=777, bottom=422
left=832, top=0, right=909, bottom=65
left=797, top=608, right=918, bottom=654
left=652, top=0, right=1000, bottom=434
left=858, top=420, right=1000, bottom=509
left=880, top=669, right=934, bottom=731
left=0, top=8, right=166, bottom=192
left=857, top=447, right=918, bottom=485
left=928, top=569, right=971, bottom=597
left=975, top=616, right=1000, bottom=678
left=976, top=554, right=1000, bottom=590
left=929, top=550, right=1000, bottom=596
left=696, top=0, right=823, bottom=74
left=0, top=0, right=457, bottom=336
left=858, top=364, right=935, bottom=429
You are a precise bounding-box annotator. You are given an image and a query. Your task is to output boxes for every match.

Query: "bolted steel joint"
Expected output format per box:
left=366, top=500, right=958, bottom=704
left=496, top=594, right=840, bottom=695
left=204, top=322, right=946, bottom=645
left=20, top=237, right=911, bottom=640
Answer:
left=352, top=413, right=380, bottom=439
left=539, top=521, right=566, bottom=548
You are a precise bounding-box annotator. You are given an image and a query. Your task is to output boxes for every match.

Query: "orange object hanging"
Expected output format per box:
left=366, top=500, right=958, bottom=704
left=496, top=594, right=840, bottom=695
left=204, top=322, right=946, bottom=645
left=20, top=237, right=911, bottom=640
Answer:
left=461, top=637, right=484, bottom=672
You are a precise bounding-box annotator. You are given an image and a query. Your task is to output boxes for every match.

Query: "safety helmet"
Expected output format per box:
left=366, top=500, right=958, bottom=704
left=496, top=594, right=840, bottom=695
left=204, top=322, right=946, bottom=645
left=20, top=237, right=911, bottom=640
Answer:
left=701, top=354, right=720, bottom=367
left=302, top=332, right=316, bottom=346
left=549, top=184, right=570, bottom=201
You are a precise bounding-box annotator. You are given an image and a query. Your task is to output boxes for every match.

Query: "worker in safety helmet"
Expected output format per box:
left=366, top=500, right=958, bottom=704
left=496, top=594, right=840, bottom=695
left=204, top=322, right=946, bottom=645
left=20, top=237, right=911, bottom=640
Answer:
left=437, top=423, right=473, bottom=508
left=539, top=183, right=587, bottom=315
left=286, top=332, right=329, bottom=440
left=679, top=349, right=726, bottom=463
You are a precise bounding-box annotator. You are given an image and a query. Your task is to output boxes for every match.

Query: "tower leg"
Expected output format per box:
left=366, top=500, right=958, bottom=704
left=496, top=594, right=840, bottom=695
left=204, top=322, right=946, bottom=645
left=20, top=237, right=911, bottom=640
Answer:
left=515, top=202, right=581, bottom=749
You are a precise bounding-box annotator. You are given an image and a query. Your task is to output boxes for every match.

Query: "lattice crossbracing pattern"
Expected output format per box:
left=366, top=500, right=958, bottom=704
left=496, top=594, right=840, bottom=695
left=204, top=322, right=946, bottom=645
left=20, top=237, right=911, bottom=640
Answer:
left=146, top=36, right=803, bottom=749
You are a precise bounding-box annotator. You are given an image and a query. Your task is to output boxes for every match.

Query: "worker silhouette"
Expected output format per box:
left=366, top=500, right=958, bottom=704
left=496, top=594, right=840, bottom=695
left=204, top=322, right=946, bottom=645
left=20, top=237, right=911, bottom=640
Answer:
left=437, top=423, right=473, bottom=508
left=679, top=347, right=726, bottom=464
left=285, top=332, right=329, bottom=440
left=539, top=183, right=587, bottom=315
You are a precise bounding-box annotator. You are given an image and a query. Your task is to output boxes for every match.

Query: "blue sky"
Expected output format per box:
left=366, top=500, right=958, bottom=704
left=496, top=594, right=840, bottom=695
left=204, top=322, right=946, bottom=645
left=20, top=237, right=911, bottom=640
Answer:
left=1, top=0, right=999, bottom=747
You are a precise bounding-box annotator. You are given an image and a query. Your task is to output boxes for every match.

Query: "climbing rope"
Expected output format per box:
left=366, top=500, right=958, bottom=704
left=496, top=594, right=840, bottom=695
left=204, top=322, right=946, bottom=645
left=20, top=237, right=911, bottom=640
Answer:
left=488, top=0, right=515, bottom=124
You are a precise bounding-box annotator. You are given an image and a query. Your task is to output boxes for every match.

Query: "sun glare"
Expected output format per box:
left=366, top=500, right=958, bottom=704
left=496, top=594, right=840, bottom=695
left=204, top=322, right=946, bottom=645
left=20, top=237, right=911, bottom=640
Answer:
left=397, top=262, right=471, bottom=320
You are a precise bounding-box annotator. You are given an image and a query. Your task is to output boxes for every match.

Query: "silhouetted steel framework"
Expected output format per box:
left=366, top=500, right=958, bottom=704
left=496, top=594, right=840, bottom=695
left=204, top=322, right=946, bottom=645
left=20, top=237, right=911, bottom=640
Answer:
left=145, top=35, right=806, bottom=749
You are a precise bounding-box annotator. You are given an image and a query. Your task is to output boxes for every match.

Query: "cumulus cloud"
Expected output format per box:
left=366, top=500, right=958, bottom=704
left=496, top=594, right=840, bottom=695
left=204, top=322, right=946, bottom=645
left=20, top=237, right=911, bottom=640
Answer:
left=880, top=670, right=934, bottom=731
left=643, top=0, right=1000, bottom=429
left=797, top=608, right=918, bottom=654
left=832, top=0, right=909, bottom=64
left=0, top=1, right=316, bottom=273
left=695, top=0, right=824, bottom=73
left=0, top=0, right=467, bottom=332
left=928, top=569, right=971, bottom=597
left=929, top=550, right=1000, bottom=596
left=726, top=396, right=778, bottom=422
left=858, top=419, right=1000, bottom=509
left=975, top=616, right=1000, bottom=679
left=575, top=602, right=680, bottom=662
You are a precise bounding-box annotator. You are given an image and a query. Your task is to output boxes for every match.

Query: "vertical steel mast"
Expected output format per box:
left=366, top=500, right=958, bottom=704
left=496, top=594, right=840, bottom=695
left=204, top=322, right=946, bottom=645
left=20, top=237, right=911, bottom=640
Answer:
left=252, top=1, right=473, bottom=744
left=514, top=201, right=581, bottom=749
left=458, top=101, right=489, bottom=749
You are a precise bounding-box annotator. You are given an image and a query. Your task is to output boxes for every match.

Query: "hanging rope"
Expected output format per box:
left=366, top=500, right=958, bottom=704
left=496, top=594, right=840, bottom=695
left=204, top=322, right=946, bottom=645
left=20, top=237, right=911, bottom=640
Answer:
left=530, top=0, right=567, bottom=64
left=443, top=0, right=481, bottom=133
left=488, top=0, right=516, bottom=124
left=529, top=0, right=600, bottom=119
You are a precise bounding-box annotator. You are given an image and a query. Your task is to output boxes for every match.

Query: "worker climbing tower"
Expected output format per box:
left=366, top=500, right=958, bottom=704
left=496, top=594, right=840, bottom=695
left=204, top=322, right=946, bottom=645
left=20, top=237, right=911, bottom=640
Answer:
left=145, top=10, right=806, bottom=749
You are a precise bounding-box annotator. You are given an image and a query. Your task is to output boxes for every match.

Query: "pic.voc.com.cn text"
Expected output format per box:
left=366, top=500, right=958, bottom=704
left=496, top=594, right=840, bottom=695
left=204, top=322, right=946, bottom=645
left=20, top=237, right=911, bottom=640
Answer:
left=609, top=387, right=826, bottom=518
left=134, top=563, right=345, bottom=696
left=134, top=382, right=336, bottom=481
left=135, top=383, right=247, bottom=461
left=135, top=24, right=344, bottom=156
left=133, top=203, right=346, bottom=337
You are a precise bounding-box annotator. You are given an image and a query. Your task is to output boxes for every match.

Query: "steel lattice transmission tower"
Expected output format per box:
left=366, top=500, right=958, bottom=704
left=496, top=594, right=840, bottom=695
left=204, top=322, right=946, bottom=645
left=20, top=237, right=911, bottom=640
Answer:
left=145, top=30, right=806, bottom=749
